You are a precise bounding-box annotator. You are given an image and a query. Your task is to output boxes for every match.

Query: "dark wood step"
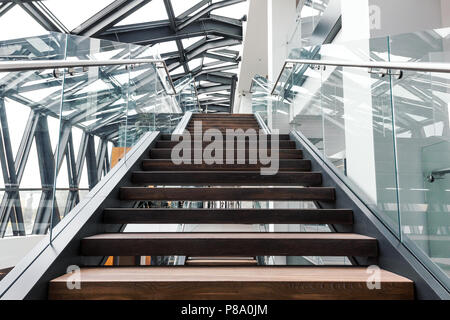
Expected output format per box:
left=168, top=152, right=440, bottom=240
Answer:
left=119, top=187, right=335, bottom=201
left=187, top=124, right=260, bottom=128
left=155, top=140, right=296, bottom=149
left=186, top=124, right=259, bottom=129
left=149, top=149, right=303, bottom=159
left=159, top=134, right=291, bottom=140
left=80, top=232, right=377, bottom=257
left=187, top=120, right=260, bottom=125
left=185, top=257, right=258, bottom=266
left=131, top=171, right=321, bottom=186
left=49, top=266, right=414, bottom=300
left=141, top=160, right=311, bottom=171
left=191, top=114, right=255, bottom=118
left=186, top=127, right=260, bottom=130
left=191, top=116, right=256, bottom=119
left=103, top=208, right=353, bottom=225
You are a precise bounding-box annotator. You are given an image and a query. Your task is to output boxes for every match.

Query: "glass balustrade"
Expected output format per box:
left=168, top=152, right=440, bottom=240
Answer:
left=174, top=74, right=201, bottom=113
left=0, top=31, right=188, bottom=278
left=258, top=26, right=450, bottom=289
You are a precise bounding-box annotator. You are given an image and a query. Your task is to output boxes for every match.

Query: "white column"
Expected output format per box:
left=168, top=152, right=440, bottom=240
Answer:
left=340, top=0, right=378, bottom=203
left=238, top=92, right=253, bottom=114
left=267, top=0, right=297, bottom=81
left=267, top=0, right=297, bottom=130
left=441, top=0, right=450, bottom=28
left=234, top=0, right=268, bottom=113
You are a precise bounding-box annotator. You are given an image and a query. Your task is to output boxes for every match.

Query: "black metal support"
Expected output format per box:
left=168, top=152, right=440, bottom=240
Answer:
left=289, top=129, right=450, bottom=300
left=0, top=96, right=25, bottom=236
left=0, top=132, right=159, bottom=300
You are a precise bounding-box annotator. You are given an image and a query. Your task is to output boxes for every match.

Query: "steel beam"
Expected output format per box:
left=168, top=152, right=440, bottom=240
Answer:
left=13, top=0, right=69, bottom=33
left=72, top=0, right=153, bottom=37
left=32, top=115, right=60, bottom=235
left=0, top=2, right=14, bottom=19
left=0, top=97, right=25, bottom=236
left=99, top=17, right=243, bottom=45
left=177, top=0, right=246, bottom=31
left=186, top=38, right=241, bottom=61
left=197, top=84, right=229, bottom=94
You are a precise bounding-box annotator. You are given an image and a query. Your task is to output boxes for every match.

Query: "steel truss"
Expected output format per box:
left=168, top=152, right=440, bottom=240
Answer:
left=0, top=94, right=112, bottom=237
left=5, top=0, right=247, bottom=112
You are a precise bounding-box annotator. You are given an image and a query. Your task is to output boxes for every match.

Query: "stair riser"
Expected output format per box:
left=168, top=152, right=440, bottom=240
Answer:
left=186, top=121, right=259, bottom=125
left=81, top=238, right=377, bottom=257
left=49, top=281, right=413, bottom=300
left=141, top=160, right=311, bottom=172
left=155, top=141, right=296, bottom=149
left=191, top=113, right=255, bottom=119
left=103, top=210, right=353, bottom=225
left=119, top=187, right=335, bottom=201
left=149, top=149, right=303, bottom=159
left=131, top=172, right=322, bottom=186
left=186, top=125, right=260, bottom=129
left=159, top=135, right=291, bottom=140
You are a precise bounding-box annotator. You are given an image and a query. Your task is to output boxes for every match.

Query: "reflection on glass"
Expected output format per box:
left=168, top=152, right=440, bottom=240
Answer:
left=389, top=29, right=450, bottom=280
left=256, top=27, right=450, bottom=288
left=0, top=31, right=186, bottom=245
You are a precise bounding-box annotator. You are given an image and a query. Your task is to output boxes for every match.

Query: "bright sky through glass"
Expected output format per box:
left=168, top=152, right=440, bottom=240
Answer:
left=45, top=0, right=116, bottom=30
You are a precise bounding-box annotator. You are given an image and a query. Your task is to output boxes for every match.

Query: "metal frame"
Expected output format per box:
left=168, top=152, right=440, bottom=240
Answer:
left=255, top=112, right=270, bottom=134
left=94, top=1, right=246, bottom=112
left=0, top=57, right=181, bottom=237
left=0, top=58, right=177, bottom=95
left=271, top=58, right=450, bottom=95
left=290, top=129, right=450, bottom=300
left=0, top=131, right=160, bottom=299
left=1, top=0, right=247, bottom=112
left=172, top=111, right=193, bottom=135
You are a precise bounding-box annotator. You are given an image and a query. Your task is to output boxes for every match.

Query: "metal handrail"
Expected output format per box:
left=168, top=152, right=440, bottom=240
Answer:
left=271, top=58, right=450, bottom=95
left=0, top=58, right=177, bottom=95
left=255, top=111, right=271, bottom=134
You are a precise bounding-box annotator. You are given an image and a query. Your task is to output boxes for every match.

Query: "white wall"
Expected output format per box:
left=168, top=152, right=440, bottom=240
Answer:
left=340, top=0, right=450, bottom=42
left=234, top=0, right=269, bottom=113
left=0, top=235, right=45, bottom=269
left=369, top=0, right=447, bottom=38
left=267, top=0, right=297, bottom=81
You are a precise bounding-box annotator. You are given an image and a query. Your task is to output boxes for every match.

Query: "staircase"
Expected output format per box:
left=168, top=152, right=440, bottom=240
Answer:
left=48, top=113, right=414, bottom=300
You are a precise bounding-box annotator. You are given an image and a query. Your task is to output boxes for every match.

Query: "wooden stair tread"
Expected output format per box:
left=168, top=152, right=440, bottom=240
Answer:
left=50, top=266, right=412, bottom=283
left=81, top=232, right=377, bottom=257
left=159, top=134, right=291, bottom=140
left=84, top=232, right=373, bottom=240
left=141, top=160, right=311, bottom=171
left=103, top=208, right=353, bottom=224
left=149, top=149, right=303, bottom=159
left=155, top=141, right=296, bottom=148
left=132, top=171, right=322, bottom=185
left=119, top=187, right=336, bottom=201
left=48, top=266, right=414, bottom=300
left=185, top=258, right=258, bottom=266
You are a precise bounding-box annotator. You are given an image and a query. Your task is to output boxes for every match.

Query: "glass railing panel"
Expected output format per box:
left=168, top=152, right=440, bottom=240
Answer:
left=265, top=26, right=450, bottom=287
left=271, top=36, right=403, bottom=235
left=0, top=33, right=67, bottom=280
left=389, top=28, right=450, bottom=287
left=0, top=32, right=67, bottom=243
left=0, top=31, right=187, bottom=276
left=174, top=75, right=200, bottom=113
left=288, top=61, right=324, bottom=150
left=49, top=34, right=131, bottom=235
left=295, top=0, right=331, bottom=48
